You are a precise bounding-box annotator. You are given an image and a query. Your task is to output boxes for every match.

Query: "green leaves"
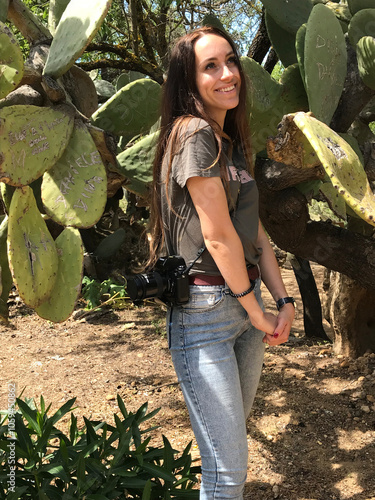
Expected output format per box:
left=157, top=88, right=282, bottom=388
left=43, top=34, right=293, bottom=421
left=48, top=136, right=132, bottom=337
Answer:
left=0, top=395, right=199, bottom=498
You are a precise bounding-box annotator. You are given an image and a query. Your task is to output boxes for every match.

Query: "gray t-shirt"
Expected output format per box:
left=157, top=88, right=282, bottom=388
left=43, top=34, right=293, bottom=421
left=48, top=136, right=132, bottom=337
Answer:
left=160, top=117, right=261, bottom=275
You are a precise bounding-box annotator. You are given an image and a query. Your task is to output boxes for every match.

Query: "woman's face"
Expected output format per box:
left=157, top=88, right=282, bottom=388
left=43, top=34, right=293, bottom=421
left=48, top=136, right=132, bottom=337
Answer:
left=194, top=34, right=241, bottom=128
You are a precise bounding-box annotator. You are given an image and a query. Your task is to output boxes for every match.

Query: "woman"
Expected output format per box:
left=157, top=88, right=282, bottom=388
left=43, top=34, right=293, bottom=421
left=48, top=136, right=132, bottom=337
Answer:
left=148, top=26, right=295, bottom=499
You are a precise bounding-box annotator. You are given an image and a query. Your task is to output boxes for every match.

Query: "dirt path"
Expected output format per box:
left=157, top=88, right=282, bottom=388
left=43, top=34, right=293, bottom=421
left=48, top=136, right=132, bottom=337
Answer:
left=1, top=265, right=375, bottom=499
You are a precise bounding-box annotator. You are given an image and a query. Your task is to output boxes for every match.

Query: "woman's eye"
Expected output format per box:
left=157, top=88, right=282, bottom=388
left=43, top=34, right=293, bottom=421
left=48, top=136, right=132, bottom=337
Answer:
left=227, top=56, right=237, bottom=66
left=205, top=62, right=216, bottom=70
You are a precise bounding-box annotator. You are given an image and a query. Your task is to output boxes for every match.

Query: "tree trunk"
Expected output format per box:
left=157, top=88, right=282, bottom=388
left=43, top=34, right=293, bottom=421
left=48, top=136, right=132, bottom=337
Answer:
left=290, top=256, right=330, bottom=340
left=247, top=8, right=271, bottom=63
left=324, top=271, right=375, bottom=357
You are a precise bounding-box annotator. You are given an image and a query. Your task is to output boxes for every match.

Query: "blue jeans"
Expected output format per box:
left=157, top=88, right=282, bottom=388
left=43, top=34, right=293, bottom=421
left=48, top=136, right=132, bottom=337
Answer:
left=167, top=279, right=265, bottom=500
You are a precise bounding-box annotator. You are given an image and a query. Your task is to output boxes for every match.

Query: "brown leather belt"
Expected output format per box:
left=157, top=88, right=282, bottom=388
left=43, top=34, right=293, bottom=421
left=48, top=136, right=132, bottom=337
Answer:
left=189, top=265, right=260, bottom=286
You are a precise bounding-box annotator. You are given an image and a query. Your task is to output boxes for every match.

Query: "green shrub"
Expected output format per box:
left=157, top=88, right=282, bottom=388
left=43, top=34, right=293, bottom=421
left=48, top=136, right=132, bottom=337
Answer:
left=0, top=395, right=200, bottom=499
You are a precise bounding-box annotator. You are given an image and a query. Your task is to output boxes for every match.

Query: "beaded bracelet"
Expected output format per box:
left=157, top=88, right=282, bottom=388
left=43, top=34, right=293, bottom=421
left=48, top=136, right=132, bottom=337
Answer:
left=228, top=280, right=256, bottom=298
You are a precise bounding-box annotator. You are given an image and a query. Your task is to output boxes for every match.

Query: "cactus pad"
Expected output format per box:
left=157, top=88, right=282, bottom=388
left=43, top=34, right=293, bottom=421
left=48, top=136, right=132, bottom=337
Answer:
left=267, top=113, right=321, bottom=169
left=348, top=9, right=375, bottom=46
left=42, top=120, right=107, bottom=228
left=296, top=24, right=307, bottom=91
left=348, top=0, right=375, bottom=16
left=0, top=105, right=74, bottom=186
left=0, top=182, right=14, bottom=212
left=356, top=36, right=375, bottom=90
left=292, top=112, right=375, bottom=226
left=90, top=78, right=162, bottom=137
left=262, top=0, right=313, bottom=34
left=0, top=1, right=8, bottom=23
left=241, top=57, right=308, bottom=154
left=265, top=12, right=298, bottom=67
left=0, top=22, right=24, bottom=99
left=116, top=71, right=146, bottom=91
left=116, top=131, right=158, bottom=198
left=304, top=3, right=347, bottom=124
left=7, top=186, right=58, bottom=308
left=320, top=181, right=347, bottom=220
left=48, top=0, right=70, bottom=35
left=0, top=216, right=12, bottom=323
left=43, top=0, right=113, bottom=78
left=36, top=227, right=83, bottom=322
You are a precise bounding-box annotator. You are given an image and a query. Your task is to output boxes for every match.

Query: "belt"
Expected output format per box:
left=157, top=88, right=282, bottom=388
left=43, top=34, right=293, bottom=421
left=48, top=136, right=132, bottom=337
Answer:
left=189, top=265, right=260, bottom=286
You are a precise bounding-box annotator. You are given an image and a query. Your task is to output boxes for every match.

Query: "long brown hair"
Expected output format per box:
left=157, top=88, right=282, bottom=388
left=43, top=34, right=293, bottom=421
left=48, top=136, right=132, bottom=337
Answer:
left=147, top=26, right=252, bottom=268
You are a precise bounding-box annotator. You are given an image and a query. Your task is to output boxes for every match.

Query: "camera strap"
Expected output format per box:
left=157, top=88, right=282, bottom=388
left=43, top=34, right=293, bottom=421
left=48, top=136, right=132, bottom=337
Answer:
left=184, top=246, right=206, bottom=275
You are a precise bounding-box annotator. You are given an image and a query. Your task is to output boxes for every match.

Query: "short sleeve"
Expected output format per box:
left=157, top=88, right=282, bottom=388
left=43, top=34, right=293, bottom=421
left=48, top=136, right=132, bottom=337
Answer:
left=171, top=118, right=221, bottom=188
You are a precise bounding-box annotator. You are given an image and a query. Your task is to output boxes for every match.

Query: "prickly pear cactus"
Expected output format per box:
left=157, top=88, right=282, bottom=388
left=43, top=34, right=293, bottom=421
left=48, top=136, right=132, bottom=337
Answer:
left=348, top=9, right=375, bottom=46
left=0, top=1, right=8, bottom=23
left=0, top=22, right=24, bottom=99
left=42, top=120, right=107, bottom=228
left=43, top=0, right=113, bottom=79
left=304, top=3, right=347, bottom=125
left=0, top=216, right=12, bottom=323
left=94, top=79, right=116, bottom=101
left=0, top=183, right=14, bottom=212
left=116, top=131, right=159, bottom=198
left=265, top=12, right=298, bottom=67
left=280, top=112, right=375, bottom=226
left=356, top=36, right=375, bottom=90
left=202, top=13, right=226, bottom=31
left=0, top=105, right=74, bottom=186
left=36, top=227, right=83, bottom=322
left=348, top=0, right=375, bottom=16
left=7, top=186, right=58, bottom=308
left=267, top=113, right=320, bottom=168
left=324, top=1, right=352, bottom=28
left=241, top=57, right=308, bottom=154
left=116, top=71, right=145, bottom=91
left=48, top=0, right=70, bottom=35
left=90, top=78, right=162, bottom=137
left=320, top=181, right=347, bottom=220
left=296, top=24, right=307, bottom=91
left=262, top=0, right=313, bottom=34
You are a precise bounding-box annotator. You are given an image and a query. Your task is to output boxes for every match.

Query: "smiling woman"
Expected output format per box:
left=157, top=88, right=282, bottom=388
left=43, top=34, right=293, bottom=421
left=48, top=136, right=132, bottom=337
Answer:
left=145, top=26, right=295, bottom=500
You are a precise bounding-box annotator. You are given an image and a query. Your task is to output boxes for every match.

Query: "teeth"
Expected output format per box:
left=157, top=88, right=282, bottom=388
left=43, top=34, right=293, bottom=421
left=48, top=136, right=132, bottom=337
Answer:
left=217, top=85, right=235, bottom=93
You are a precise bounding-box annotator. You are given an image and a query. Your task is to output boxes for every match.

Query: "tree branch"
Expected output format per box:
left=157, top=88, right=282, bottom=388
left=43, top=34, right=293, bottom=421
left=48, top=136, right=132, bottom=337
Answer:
left=247, top=8, right=270, bottom=63
left=330, top=40, right=375, bottom=133
left=77, top=54, right=163, bottom=84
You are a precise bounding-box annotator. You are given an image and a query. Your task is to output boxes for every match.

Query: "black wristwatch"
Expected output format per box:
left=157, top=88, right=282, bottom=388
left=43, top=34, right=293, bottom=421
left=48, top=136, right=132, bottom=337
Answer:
left=276, top=297, right=295, bottom=311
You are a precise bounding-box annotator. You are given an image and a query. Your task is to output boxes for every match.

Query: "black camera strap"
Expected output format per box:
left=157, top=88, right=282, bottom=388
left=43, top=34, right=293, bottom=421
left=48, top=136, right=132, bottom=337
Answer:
left=184, top=246, right=206, bottom=275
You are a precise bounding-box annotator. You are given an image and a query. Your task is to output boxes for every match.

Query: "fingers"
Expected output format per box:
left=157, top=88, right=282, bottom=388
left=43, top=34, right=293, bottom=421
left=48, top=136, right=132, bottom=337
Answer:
left=263, top=325, right=290, bottom=346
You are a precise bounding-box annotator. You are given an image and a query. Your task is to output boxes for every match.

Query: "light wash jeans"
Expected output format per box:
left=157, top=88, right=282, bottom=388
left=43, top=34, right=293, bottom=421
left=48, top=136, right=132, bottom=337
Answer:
left=167, top=278, right=265, bottom=500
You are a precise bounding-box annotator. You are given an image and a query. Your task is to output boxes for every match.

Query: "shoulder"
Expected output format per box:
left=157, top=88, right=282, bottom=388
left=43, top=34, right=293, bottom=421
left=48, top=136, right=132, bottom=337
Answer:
left=175, top=117, right=214, bottom=142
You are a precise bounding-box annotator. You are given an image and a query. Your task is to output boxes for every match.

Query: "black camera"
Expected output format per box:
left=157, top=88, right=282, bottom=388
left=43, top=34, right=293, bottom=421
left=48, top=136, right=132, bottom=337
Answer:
left=126, top=255, right=190, bottom=305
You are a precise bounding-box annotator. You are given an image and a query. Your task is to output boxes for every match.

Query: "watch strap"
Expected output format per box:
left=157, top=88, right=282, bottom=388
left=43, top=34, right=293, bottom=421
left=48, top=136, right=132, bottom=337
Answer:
left=276, top=296, right=295, bottom=311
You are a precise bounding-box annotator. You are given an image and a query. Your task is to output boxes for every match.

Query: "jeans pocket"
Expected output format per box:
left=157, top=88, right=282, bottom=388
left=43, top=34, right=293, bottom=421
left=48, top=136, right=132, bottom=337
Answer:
left=181, top=286, right=225, bottom=313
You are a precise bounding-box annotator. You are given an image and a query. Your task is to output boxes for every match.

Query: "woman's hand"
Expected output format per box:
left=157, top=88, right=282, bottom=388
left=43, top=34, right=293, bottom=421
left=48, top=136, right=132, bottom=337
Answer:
left=249, top=310, right=278, bottom=336
left=262, top=303, right=295, bottom=346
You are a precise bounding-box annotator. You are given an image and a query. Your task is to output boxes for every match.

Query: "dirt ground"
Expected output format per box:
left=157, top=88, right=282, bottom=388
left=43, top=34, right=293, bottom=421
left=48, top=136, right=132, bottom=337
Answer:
left=1, top=264, right=375, bottom=500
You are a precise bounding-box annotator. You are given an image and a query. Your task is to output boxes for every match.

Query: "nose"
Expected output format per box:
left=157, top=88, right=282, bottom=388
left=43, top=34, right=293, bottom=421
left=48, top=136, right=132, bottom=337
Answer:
left=221, top=64, right=233, bottom=80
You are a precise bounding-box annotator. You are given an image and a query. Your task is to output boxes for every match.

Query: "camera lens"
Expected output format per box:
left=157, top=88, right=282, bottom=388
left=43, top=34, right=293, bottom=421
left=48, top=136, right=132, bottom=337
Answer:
left=126, top=272, right=166, bottom=301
